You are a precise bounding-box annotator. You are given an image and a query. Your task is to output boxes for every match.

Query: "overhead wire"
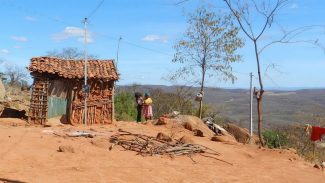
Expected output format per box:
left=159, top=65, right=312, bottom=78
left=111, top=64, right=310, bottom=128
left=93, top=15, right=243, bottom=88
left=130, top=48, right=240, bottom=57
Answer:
left=87, top=0, right=105, bottom=20
left=1, top=0, right=173, bottom=58
left=2, top=0, right=260, bottom=81
left=93, top=32, right=173, bottom=57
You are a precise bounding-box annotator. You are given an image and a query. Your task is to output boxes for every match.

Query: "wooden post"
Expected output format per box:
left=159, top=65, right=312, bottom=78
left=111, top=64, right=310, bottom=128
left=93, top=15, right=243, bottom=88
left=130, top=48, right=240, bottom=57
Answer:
left=313, top=142, right=316, bottom=161
left=112, top=82, right=115, bottom=123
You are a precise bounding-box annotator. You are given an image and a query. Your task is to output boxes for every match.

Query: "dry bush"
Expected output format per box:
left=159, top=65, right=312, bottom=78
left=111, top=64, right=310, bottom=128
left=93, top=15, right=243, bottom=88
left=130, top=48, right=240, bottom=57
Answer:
left=279, top=124, right=325, bottom=163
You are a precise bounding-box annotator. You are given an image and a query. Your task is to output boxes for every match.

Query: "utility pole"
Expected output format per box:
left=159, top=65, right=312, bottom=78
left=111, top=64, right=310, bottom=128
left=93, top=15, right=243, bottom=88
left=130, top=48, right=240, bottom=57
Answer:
left=83, top=18, right=88, bottom=126
left=116, top=36, right=122, bottom=67
left=249, top=72, right=253, bottom=137
left=112, top=36, right=122, bottom=123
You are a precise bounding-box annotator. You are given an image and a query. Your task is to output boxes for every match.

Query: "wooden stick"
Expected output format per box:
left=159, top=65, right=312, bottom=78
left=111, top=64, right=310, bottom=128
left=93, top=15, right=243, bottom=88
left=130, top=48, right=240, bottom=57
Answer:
left=94, top=106, right=96, bottom=124
left=89, top=106, right=92, bottom=125
left=91, top=106, right=93, bottom=124
left=80, top=109, right=84, bottom=125
left=313, top=142, right=316, bottom=161
left=199, top=154, right=233, bottom=166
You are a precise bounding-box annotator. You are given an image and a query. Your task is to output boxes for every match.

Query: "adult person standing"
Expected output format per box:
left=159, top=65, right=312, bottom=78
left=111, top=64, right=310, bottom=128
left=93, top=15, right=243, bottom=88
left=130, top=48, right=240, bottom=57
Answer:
left=142, top=93, right=153, bottom=121
left=134, top=92, right=143, bottom=122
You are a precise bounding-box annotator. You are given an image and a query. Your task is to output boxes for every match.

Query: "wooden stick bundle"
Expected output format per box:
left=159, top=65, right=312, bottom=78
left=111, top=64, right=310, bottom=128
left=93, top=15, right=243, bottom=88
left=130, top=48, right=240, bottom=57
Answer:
left=109, top=130, right=232, bottom=165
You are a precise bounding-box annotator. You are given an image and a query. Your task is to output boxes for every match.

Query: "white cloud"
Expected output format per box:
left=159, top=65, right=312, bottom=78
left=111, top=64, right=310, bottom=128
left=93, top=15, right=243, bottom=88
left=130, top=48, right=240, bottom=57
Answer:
left=24, top=16, right=37, bottom=21
left=52, top=26, right=94, bottom=43
left=0, top=49, right=9, bottom=54
left=11, top=36, right=28, bottom=42
left=142, top=34, right=168, bottom=43
left=289, top=3, right=298, bottom=9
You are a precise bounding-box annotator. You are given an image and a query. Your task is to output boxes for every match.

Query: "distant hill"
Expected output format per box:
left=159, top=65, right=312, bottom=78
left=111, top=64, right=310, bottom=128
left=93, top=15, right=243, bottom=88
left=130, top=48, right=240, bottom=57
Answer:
left=117, top=85, right=325, bottom=129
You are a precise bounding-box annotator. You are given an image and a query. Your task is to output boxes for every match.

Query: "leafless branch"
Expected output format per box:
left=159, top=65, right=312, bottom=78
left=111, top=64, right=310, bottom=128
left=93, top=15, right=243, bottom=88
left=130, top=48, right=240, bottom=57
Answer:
left=224, top=0, right=255, bottom=40
left=255, top=0, right=288, bottom=40
left=259, top=25, right=325, bottom=54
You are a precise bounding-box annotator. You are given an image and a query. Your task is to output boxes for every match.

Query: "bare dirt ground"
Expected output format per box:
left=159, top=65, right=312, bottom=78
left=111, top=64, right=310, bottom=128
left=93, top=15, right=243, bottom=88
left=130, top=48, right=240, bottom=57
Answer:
left=0, top=118, right=324, bottom=183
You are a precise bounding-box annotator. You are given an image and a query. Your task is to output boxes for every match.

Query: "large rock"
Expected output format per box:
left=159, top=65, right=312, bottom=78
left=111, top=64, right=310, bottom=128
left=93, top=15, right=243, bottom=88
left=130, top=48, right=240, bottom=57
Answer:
left=0, top=79, right=5, bottom=101
left=177, top=115, right=215, bottom=137
left=223, top=123, right=259, bottom=144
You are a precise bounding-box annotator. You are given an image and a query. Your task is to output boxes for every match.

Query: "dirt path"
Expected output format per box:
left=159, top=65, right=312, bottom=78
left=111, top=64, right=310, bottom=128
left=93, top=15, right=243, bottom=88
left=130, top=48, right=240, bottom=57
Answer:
left=0, top=120, right=324, bottom=183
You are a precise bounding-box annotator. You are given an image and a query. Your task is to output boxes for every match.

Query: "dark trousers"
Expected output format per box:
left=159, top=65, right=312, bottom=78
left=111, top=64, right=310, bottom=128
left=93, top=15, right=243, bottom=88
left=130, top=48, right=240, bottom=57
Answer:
left=136, top=105, right=142, bottom=122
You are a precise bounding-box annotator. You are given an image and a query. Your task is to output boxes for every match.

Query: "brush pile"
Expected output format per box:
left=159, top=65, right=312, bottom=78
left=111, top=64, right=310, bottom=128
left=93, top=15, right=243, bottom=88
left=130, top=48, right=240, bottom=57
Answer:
left=109, top=129, right=232, bottom=165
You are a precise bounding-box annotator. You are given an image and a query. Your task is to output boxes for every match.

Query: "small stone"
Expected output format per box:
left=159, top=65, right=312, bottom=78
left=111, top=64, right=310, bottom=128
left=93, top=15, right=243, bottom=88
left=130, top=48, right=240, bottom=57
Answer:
left=287, top=148, right=297, bottom=154
left=58, top=145, right=75, bottom=153
left=183, top=122, right=193, bottom=131
left=193, top=129, right=204, bottom=137
left=314, top=164, right=321, bottom=169
left=179, top=135, right=194, bottom=144
left=156, top=117, right=167, bottom=125
left=156, top=132, right=172, bottom=142
left=288, top=157, right=296, bottom=162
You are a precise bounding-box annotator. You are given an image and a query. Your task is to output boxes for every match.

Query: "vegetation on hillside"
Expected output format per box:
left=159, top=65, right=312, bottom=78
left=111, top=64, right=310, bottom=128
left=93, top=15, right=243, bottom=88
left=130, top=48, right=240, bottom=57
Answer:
left=262, top=129, right=288, bottom=149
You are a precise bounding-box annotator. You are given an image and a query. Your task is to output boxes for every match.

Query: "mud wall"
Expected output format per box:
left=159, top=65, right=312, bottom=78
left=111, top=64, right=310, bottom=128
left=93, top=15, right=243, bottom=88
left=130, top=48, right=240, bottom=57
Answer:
left=70, top=80, right=114, bottom=125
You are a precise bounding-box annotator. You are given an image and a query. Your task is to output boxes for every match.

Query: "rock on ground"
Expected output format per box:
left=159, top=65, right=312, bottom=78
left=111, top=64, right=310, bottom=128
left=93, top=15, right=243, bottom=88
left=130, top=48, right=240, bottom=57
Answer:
left=58, top=145, right=75, bottom=153
left=223, top=123, right=259, bottom=144
left=179, top=135, right=194, bottom=144
left=156, top=132, right=172, bottom=142
left=177, top=115, right=214, bottom=137
left=193, top=129, right=204, bottom=137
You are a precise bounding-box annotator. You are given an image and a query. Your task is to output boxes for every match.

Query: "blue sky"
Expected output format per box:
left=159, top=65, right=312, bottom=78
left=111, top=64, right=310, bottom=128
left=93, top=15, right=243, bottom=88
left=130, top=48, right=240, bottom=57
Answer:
left=0, top=0, right=324, bottom=89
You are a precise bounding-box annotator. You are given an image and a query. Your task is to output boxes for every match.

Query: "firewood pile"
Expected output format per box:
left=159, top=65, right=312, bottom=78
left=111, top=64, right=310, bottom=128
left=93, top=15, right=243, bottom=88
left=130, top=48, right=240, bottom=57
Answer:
left=109, top=129, right=232, bottom=165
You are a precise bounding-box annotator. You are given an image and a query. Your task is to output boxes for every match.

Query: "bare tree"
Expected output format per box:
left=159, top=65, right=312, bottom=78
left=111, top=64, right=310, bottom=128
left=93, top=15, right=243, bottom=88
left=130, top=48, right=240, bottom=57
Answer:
left=223, top=0, right=311, bottom=145
left=5, top=64, right=28, bottom=86
left=46, top=47, right=97, bottom=59
left=172, top=6, right=244, bottom=119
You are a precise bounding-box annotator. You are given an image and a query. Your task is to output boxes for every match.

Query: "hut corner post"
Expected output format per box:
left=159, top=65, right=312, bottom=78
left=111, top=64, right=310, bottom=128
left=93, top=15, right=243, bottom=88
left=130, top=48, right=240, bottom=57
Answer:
left=28, top=75, right=49, bottom=125
left=112, top=81, right=115, bottom=123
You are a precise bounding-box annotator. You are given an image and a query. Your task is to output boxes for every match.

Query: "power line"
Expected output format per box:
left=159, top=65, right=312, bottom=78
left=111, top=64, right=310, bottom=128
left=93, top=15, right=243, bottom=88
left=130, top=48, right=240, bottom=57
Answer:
left=87, top=0, right=105, bottom=19
left=2, top=1, right=174, bottom=58
left=233, top=70, right=250, bottom=76
left=174, top=0, right=190, bottom=5
left=94, top=32, right=173, bottom=57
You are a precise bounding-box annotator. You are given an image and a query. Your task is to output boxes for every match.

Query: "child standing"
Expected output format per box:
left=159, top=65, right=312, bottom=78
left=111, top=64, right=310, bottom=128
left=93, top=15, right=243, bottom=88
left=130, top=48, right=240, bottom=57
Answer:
left=134, top=92, right=143, bottom=122
left=142, top=93, right=153, bottom=121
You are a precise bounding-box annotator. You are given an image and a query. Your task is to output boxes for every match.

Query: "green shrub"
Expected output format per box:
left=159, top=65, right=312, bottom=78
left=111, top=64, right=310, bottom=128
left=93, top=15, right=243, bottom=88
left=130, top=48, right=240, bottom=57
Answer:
left=262, top=130, right=288, bottom=149
left=114, top=92, right=137, bottom=121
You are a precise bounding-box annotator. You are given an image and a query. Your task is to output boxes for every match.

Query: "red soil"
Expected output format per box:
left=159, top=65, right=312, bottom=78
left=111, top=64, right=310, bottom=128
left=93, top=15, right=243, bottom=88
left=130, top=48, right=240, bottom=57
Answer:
left=0, top=119, right=324, bottom=183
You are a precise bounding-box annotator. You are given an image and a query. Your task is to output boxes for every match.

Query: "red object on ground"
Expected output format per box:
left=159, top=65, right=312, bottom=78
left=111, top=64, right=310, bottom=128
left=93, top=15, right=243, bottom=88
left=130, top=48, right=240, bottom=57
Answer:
left=310, top=126, right=325, bottom=141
